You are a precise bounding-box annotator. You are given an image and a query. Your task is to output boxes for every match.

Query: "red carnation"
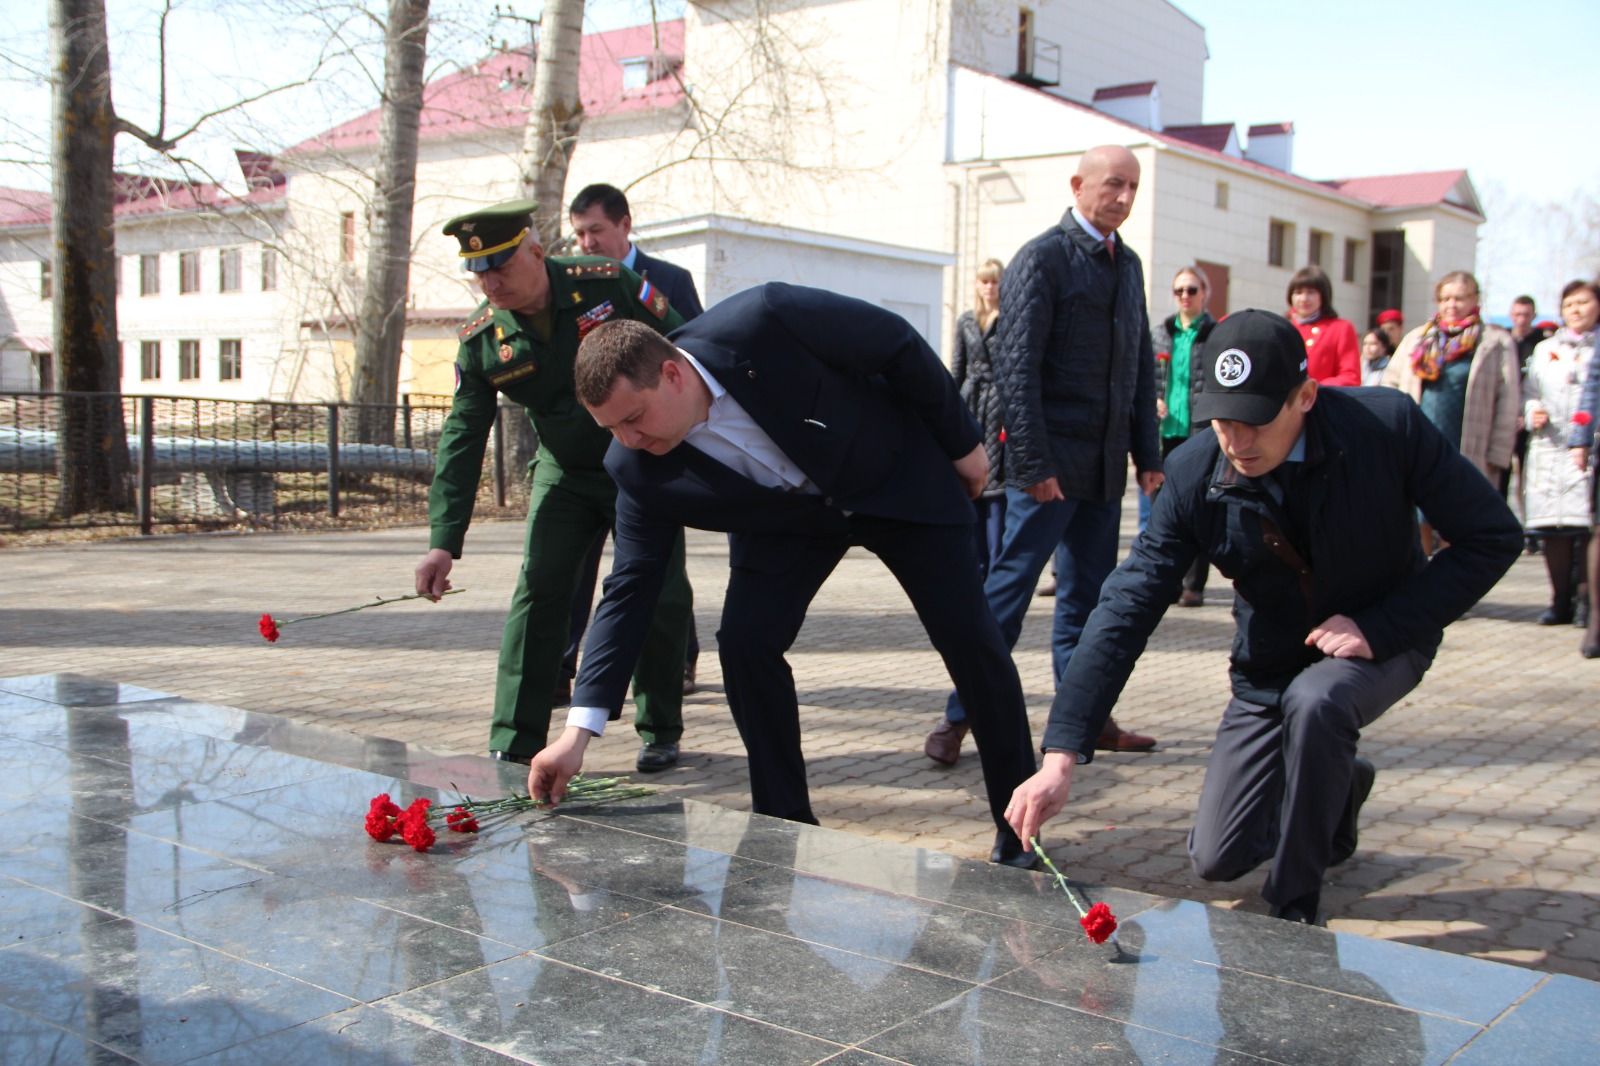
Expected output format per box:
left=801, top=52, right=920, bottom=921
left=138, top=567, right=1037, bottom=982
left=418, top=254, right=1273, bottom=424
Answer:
left=364, top=794, right=401, bottom=841
left=397, top=797, right=435, bottom=852
left=1079, top=902, right=1118, bottom=944
left=1574, top=411, right=1593, bottom=428
left=258, top=613, right=281, bottom=643
left=445, top=806, right=480, bottom=833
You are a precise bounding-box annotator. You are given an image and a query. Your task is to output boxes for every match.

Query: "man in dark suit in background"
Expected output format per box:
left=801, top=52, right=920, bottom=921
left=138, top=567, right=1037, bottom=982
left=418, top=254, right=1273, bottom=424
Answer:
left=568, top=183, right=704, bottom=317
left=528, top=283, right=1041, bottom=866
left=560, top=183, right=707, bottom=731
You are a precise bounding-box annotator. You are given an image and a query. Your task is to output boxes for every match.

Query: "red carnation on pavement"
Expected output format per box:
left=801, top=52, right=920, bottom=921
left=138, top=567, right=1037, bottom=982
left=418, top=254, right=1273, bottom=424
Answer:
left=258, top=613, right=281, bottom=643
left=397, top=797, right=436, bottom=852
left=445, top=806, right=480, bottom=833
left=364, top=794, right=401, bottom=841
left=1079, top=902, right=1119, bottom=944
left=1574, top=411, right=1593, bottom=427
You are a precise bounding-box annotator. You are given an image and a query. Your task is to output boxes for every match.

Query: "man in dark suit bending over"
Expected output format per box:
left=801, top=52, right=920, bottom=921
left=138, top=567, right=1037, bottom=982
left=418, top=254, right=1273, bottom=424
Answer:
left=528, top=283, right=1041, bottom=866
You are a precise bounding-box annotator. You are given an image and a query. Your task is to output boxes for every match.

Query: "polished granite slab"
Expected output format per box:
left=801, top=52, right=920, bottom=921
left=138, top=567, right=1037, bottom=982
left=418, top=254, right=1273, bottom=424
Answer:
left=1, top=672, right=1595, bottom=1065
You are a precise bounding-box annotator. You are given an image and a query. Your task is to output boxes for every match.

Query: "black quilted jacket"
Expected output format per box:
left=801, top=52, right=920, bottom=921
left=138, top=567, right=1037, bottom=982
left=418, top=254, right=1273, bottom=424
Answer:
left=949, top=310, right=1005, bottom=497
left=992, top=211, right=1161, bottom=501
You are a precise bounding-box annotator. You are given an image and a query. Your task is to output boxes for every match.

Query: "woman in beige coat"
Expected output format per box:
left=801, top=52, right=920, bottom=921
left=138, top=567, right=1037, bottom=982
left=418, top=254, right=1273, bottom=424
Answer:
left=1383, top=271, right=1521, bottom=552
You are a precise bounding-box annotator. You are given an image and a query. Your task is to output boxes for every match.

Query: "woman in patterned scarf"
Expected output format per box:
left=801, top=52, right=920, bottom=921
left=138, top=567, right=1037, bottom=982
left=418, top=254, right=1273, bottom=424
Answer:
left=1382, top=271, right=1521, bottom=554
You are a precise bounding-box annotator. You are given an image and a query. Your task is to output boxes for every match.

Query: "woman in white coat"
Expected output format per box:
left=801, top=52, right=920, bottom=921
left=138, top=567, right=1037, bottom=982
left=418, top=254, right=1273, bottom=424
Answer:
left=1523, top=280, right=1598, bottom=626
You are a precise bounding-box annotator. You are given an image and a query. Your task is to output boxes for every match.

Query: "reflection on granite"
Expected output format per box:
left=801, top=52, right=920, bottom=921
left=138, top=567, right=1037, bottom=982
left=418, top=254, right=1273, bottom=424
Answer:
left=1, top=672, right=1596, bottom=1065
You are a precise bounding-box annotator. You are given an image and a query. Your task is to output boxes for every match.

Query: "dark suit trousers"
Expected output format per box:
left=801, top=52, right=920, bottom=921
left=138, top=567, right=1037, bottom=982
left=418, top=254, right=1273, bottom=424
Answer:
left=716, top=514, right=1037, bottom=845
left=1187, top=649, right=1430, bottom=907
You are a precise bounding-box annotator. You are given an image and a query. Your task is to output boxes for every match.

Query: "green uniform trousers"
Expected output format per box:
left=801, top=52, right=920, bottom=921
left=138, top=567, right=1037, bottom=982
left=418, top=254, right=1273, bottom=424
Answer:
left=490, top=459, right=692, bottom=756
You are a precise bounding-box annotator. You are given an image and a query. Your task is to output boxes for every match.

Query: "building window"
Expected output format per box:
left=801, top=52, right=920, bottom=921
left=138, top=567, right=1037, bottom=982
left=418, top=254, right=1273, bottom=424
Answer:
left=1308, top=229, right=1328, bottom=268
left=179, top=251, right=200, bottom=294
left=40, top=260, right=51, bottom=300
left=219, top=339, right=242, bottom=381
left=140, top=340, right=161, bottom=380
left=1343, top=238, right=1359, bottom=283
left=1268, top=219, right=1292, bottom=268
left=219, top=247, right=242, bottom=292
left=261, top=247, right=277, bottom=291
left=621, top=56, right=650, bottom=91
left=178, top=339, right=201, bottom=380
left=140, top=254, right=160, bottom=296
left=340, top=212, right=356, bottom=262
left=1214, top=181, right=1229, bottom=210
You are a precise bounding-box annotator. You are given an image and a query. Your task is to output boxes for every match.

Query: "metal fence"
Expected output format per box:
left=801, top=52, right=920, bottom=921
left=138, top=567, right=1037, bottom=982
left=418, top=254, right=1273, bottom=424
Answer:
left=0, top=391, right=534, bottom=534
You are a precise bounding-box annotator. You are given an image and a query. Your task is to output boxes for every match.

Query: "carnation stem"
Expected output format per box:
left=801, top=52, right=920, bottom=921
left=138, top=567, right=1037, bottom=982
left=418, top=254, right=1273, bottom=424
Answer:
left=279, top=588, right=463, bottom=628
left=1030, top=836, right=1089, bottom=919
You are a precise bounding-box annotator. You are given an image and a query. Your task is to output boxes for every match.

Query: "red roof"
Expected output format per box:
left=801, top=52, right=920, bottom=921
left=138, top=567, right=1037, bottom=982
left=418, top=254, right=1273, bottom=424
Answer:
left=0, top=188, right=52, bottom=227
left=1092, top=81, right=1156, bottom=101
left=1162, top=123, right=1236, bottom=153
left=1247, top=122, right=1293, bottom=136
left=0, top=170, right=285, bottom=230
left=289, top=21, right=686, bottom=155
left=1322, top=170, right=1480, bottom=215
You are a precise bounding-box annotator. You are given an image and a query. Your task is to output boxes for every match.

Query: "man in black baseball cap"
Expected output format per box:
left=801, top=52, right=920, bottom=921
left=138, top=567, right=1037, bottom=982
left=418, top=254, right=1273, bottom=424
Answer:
left=1002, top=308, right=1521, bottom=925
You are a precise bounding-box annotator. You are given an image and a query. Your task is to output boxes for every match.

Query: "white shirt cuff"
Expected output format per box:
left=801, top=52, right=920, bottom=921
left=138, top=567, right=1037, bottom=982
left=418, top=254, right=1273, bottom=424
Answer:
left=566, top=705, right=610, bottom=736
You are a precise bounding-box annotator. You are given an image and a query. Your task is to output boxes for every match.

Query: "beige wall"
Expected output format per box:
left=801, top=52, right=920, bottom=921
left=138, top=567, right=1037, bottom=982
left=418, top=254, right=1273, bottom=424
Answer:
left=951, top=0, right=1207, bottom=125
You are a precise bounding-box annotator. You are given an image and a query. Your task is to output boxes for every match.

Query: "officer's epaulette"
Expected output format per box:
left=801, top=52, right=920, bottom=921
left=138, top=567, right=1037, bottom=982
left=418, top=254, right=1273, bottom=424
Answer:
left=457, top=305, right=494, bottom=342
left=563, top=259, right=622, bottom=281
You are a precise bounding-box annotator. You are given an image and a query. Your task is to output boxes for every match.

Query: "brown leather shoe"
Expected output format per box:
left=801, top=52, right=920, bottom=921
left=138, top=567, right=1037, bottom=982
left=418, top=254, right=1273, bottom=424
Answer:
left=1036, top=577, right=1057, bottom=598
left=1178, top=589, right=1204, bottom=608
left=1095, top=717, right=1156, bottom=752
left=923, top=718, right=968, bottom=765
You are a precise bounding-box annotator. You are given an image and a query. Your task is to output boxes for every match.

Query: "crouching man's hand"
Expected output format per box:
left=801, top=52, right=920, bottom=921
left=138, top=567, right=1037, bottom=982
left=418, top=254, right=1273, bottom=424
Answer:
left=528, top=727, right=593, bottom=807
left=1005, top=751, right=1077, bottom=850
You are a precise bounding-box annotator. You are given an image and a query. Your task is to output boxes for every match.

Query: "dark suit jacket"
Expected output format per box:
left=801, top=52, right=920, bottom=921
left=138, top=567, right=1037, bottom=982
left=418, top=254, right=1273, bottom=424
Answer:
left=572, top=282, right=982, bottom=714
left=632, top=248, right=704, bottom=320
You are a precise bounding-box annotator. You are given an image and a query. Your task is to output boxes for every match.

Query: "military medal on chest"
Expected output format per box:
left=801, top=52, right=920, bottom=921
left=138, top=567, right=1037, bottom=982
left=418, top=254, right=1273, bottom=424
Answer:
left=577, top=299, right=617, bottom=339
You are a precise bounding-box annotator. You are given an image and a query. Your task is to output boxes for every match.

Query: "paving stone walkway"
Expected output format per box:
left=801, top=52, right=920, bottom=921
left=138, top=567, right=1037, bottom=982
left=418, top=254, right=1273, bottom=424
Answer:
left=3, top=499, right=1597, bottom=981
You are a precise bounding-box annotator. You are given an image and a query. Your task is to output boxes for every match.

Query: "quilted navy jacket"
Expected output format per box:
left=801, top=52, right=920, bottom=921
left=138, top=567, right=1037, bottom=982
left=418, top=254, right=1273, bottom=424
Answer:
left=992, top=210, right=1161, bottom=501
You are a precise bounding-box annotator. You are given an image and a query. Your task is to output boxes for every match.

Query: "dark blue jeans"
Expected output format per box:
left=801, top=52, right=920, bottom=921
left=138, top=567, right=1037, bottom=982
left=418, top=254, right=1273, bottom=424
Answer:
left=946, top=487, right=1121, bottom=723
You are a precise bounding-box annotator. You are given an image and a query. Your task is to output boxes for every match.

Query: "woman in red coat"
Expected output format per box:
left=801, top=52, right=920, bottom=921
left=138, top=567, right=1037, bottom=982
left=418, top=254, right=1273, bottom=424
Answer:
left=1286, top=264, right=1360, bottom=385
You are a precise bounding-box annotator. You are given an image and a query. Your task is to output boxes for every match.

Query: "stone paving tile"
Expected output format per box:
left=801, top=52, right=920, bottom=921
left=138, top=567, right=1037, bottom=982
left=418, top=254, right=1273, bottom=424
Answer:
left=2, top=492, right=1597, bottom=982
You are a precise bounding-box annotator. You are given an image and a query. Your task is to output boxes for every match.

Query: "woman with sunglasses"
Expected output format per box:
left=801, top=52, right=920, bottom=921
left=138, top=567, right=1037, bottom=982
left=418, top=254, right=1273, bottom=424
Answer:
left=1147, top=265, right=1216, bottom=606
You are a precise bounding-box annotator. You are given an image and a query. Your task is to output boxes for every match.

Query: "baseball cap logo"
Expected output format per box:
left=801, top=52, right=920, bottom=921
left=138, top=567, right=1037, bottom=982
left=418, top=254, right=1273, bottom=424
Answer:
left=1214, top=348, right=1252, bottom=388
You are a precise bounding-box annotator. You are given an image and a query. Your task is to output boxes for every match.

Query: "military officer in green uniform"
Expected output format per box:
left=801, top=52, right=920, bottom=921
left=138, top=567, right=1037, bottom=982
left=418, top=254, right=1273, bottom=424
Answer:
left=414, top=199, right=693, bottom=771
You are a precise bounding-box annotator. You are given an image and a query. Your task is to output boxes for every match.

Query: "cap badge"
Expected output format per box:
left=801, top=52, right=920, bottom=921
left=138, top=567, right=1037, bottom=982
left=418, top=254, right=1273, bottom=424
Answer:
left=458, top=222, right=475, bottom=233
left=468, top=235, right=483, bottom=251
left=1214, top=349, right=1252, bottom=388
left=498, top=344, right=514, bottom=363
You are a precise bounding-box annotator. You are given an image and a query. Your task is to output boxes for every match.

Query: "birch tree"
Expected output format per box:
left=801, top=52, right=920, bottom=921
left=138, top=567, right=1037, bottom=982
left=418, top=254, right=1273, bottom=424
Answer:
left=517, top=0, right=585, bottom=245
left=349, top=0, right=430, bottom=443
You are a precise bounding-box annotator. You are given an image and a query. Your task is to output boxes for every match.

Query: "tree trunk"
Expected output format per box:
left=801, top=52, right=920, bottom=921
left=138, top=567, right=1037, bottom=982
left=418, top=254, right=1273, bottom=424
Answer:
left=350, top=0, right=431, bottom=444
left=50, top=0, right=131, bottom=515
left=517, top=0, right=585, bottom=245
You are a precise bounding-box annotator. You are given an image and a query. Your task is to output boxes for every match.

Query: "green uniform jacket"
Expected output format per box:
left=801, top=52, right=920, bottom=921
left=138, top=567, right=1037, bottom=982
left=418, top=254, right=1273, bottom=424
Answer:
left=428, top=256, right=685, bottom=555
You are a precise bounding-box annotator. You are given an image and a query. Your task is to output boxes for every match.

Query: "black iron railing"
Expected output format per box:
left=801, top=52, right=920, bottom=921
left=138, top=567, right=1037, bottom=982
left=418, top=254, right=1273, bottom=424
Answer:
left=0, top=391, right=533, bottom=533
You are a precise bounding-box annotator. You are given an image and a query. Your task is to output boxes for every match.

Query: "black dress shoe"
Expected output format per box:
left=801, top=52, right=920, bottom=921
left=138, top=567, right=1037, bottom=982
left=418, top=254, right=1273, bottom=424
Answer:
left=636, top=741, right=679, bottom=773
left=1330, top=755, right=1375, bottom=866
left=990, top=831, right=1041, bottom=870
left=1539, top=606, right=1574, bottom=626
left=1270, top=890, right=1323, bottom=925
left=490, top=750, right=531, bottom=766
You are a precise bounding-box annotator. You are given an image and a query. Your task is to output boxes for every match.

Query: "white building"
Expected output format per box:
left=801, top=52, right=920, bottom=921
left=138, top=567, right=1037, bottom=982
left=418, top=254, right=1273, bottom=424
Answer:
left=0, top=157, right=293, bottom=399
left=2, top=0, right=1483, bottom=400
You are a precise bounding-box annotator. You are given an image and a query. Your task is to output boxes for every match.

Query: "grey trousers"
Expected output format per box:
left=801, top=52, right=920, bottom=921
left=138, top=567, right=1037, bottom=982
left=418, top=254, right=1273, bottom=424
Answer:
left=1187, top=649, right=1432, bottom=906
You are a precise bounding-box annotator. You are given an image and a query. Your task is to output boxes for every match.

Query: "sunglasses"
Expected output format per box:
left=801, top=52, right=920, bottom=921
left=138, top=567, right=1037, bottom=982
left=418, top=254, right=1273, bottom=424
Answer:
left=1173, top=286, right=1202, bottom=297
